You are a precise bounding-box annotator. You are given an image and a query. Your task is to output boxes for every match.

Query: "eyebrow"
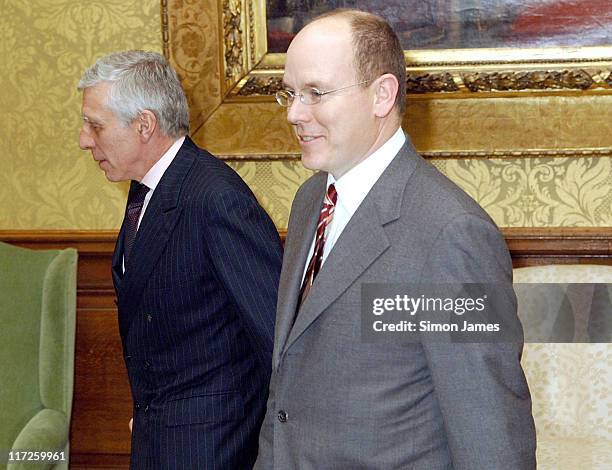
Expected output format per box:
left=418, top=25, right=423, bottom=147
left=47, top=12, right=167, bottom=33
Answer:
left=304, top=81, right=321, bottom=89
left=281, top=80, right=328, bottom=90
left=82, top=114, right=103, bottom=126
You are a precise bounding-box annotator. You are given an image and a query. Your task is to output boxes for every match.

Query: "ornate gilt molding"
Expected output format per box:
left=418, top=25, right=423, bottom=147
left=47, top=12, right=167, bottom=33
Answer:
left=237, top=76, right=284, bottom=96
left=407, top=69, right=601, bottom=93
left=165, top=1, right=612, bottom=157
left=223, top=0, right=244, bottom=83
left=165, top=2, right=612, bottom=103
left=253, top=48, right=612, bottom=70
left=161, top=0, right=169, bottom=59
left=247, top=0, right=256, bottom=65
left=406, top=73, right=459, bottom=93
left=408, top=58, right=612, bottom=68
left=233, top=68, right=612, bottom=96
left=216, top=148, right=612, bottom=162
left=461, top=69, right=596, bottom=92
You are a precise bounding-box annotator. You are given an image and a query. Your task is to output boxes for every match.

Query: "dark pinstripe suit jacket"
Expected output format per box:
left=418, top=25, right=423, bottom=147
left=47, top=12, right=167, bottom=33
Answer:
left=112, top=137, right=282, bottom=470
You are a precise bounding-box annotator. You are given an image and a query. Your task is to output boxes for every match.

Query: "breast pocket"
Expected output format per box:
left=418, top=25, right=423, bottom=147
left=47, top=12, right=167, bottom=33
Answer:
left=164, top=391, right=245, bottom=427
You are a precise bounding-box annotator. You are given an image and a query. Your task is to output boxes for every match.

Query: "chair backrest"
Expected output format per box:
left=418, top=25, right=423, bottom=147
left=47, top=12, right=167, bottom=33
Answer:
left=0, top=242, right=77, bottom=460
left=514, top=264, right=612, bottom=284
left=514, top=264, right=612, bottom=442
left=514, top=265, right=612, bottom=343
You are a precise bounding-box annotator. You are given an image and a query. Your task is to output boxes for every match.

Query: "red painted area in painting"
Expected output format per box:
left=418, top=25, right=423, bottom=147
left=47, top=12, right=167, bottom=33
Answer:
left=512, top=0, right=612, bottom=35
left=269, top=31, right=295, bottom=52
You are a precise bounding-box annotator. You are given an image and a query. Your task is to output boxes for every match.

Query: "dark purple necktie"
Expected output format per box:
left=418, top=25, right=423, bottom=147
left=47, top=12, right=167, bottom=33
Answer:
left=123, top=181, right=149, bottom=264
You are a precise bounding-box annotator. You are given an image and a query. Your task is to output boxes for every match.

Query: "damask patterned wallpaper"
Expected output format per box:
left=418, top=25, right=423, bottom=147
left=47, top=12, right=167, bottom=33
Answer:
left=0, top=1, right=610, bottom=230
left=0, top=0, right=161, bottom=229
left=230, top=157, right=612, bottom=229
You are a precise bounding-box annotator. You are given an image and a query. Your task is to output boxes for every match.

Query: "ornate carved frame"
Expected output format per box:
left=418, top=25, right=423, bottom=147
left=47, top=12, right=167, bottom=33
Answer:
left=162, top=0, right=612, bottom=159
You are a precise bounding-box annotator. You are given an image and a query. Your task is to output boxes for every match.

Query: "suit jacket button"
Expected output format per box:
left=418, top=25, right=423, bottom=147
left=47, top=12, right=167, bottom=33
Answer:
left=146, top=314, right=152, bottom=322
left=143, top=361, right=151, bottom=370
left=277, top=410, right=288, bottom=423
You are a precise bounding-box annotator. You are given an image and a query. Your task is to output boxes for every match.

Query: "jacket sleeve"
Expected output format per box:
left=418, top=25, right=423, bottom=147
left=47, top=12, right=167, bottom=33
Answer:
left=203, top=188, right=283, bottom=371
left=420, top=213, right=537, bottom=470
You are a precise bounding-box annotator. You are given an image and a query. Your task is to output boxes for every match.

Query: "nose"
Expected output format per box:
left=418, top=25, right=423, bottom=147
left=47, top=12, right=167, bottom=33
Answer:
left=286, top=97, right=309, bottom=125
left=79, top=127, right=93, bottom=150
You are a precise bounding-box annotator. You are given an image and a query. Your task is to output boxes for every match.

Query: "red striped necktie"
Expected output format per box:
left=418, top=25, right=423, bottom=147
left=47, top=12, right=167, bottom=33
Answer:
left=298, top=183, right=337, bottom=307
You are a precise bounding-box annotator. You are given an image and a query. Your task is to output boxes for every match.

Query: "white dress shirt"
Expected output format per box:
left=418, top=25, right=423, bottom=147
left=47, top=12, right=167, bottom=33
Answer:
left=122, top=136, right=185, bottom=272
left=301, top=127, right=406, bottom=282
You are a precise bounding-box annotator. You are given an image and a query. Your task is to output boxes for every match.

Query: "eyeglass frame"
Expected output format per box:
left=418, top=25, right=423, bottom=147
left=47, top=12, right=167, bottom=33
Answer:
left=275, top=79, right=373, bottom=107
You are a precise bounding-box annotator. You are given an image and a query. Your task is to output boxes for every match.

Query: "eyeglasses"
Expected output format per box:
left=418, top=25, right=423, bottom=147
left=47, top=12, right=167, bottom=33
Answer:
left=275, top=79, right=372, bottom=107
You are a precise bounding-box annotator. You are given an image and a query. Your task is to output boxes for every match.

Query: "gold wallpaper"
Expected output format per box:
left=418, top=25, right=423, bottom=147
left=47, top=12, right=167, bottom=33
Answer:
left=441, top=157, right=612, bottom=227
left=0, top=0, right=161, bottom=229
left=230, top=157, right=612, bottom=230
left=0, top=1, right=610, bottom=230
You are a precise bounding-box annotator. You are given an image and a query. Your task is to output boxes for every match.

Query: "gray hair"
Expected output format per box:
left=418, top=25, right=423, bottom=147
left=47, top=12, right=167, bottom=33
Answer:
left=78, top=50, right=189, bottom=138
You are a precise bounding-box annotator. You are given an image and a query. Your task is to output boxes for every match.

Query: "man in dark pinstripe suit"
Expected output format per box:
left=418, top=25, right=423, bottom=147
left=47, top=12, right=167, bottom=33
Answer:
left=78, top=50, right=282, bottom=469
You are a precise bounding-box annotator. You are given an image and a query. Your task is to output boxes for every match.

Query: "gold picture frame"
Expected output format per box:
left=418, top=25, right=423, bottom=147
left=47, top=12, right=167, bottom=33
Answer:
left=162, top=0, right=612, bottom=159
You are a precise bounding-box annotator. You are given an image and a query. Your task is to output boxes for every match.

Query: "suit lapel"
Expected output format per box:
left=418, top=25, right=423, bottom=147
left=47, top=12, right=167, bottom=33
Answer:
left=117, top=138, right=196, bottom=339
left=281, top=141, right=421, bottom=355
left=274, top=174, right=326, bottom=366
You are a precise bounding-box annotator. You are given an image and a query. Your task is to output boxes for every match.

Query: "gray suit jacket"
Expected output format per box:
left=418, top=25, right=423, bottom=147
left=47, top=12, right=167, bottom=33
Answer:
left=256, top=139, right=536, bottom=469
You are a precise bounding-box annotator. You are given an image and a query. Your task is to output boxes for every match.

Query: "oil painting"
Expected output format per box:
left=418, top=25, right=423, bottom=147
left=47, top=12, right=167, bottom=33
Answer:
left=266, top=0, right=612, bottom=52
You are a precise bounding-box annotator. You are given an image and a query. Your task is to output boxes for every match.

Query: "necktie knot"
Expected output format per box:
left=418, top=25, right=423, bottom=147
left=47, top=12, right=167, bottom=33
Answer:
left=325, top=183, right=337, bottom=207
left=127, top=181, right=149, bottom=209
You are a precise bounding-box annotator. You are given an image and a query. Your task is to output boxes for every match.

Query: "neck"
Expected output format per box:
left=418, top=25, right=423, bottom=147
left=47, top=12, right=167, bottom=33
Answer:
left=135, top=134, right=180, bottom=181
left=331, top=117, right=401, bottom=180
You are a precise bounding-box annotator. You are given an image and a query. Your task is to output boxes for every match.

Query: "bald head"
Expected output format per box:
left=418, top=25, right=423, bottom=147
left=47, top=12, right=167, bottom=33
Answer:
left=286, top=16, right=356, bottom=90
left=305, top=10, right=406, bottom=116
left=290, top=13, right=353, bottom=52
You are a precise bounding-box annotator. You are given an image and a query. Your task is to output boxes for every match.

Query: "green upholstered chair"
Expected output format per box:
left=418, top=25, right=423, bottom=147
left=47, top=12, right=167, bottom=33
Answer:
left=0, top=242, right=77, bottom=470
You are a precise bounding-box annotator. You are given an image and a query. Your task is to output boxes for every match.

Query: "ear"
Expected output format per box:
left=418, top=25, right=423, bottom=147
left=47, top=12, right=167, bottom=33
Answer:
left=372, top=73, right=399, bottom=118
left=137, top=110, right=157, bottom=142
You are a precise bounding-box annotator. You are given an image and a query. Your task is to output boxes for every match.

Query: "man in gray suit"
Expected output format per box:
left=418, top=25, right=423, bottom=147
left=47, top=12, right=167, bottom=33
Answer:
left=255, top=9, right=536, bottom=469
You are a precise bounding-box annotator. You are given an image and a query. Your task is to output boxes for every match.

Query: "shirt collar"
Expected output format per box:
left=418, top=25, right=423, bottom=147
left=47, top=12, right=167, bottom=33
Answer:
left=141, top=136, right=185, bottom=191
left=327, top=127, right=405, bottom=214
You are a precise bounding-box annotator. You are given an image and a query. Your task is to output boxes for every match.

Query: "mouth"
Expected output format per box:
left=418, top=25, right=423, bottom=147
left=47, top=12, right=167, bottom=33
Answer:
left=297, top=134, right=323, bottom=144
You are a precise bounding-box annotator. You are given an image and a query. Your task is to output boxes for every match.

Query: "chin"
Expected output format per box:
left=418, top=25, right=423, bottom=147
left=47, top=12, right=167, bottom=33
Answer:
left=104, top=172, right=121, bottom=183
left=300, top=152, right=330, bottom=174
